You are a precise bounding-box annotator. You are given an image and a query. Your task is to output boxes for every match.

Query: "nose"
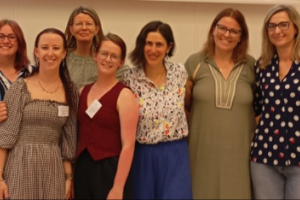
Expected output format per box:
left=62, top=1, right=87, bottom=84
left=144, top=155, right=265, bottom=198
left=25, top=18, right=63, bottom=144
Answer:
left=224, top=30, right=230, bottom=37
left=82, top=23, right=87, bottom=29
left=2, top=36, right=9, bottom=43
left=274, top=26, right=281, bottom=33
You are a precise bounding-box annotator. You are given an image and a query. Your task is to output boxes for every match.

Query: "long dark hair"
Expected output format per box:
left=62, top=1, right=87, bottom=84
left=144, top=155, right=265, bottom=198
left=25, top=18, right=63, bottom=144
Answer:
left=33, top=28, right=77, bottom=113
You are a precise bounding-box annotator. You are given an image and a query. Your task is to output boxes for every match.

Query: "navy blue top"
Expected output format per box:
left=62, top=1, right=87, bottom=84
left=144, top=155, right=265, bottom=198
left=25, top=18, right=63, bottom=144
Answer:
left=251, top=55, right=300, bottom=167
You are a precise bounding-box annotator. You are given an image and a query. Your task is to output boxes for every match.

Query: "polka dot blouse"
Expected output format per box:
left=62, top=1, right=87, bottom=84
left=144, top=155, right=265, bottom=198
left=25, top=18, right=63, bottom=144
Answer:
left=251, top=55, right=300, bottom=167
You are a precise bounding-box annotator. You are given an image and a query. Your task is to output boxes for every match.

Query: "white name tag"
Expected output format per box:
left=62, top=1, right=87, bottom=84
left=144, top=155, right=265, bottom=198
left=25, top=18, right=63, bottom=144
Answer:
left=58, top=106, right=69, bottom=117
left=86, top=99, right=102, bottom=119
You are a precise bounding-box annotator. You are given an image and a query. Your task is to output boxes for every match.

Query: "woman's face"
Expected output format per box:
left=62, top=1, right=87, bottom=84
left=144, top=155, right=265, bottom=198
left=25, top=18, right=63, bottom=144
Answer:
left=143, top=31, right=171, bottom=68
left=267, top=11, right=298, bottom=50
left=0, top=24, right=18, bottom=58
left=213, top=16, right=241, bottom=53
left=34, top=33, right=67, bottom=71
left=94, top=40, right=124, bottom=76
left=69, top=13, right=99, bottom=43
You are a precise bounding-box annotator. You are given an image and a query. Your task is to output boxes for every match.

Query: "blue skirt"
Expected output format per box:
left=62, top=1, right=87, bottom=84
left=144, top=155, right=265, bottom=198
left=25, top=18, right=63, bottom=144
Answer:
left=131, top=139, right=193, bottom=199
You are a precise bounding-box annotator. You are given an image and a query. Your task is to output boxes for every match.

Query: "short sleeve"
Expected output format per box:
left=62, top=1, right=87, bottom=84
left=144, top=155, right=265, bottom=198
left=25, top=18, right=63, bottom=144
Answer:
left=0, top=79, right=29, bottom=149
left=121, top=67, right=134, bottom=89
left=253, top=62, right=263, bottom=117
left=60, top=87, right=79, bottom=161
left=184, top=51, right=203, bottom=80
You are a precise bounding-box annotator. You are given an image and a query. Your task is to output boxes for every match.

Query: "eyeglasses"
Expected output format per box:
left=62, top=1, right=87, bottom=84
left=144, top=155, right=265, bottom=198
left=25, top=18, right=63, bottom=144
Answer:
left=98, top=50, right=121, bottom=62
left=0, top=34, right=17, bottom=42
left=73, top=22, right=95, bottom=29
left=266, top=21, right=290, bottom=31
left=216, top=24, right=241, bottom=38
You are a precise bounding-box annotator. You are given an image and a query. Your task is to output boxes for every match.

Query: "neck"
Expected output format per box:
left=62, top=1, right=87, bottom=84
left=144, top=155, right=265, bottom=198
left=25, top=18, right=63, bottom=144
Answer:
left=277, top=45, right=294, bottom=62
left=0, top=56, right=16, bottom=70
left=74, top=41, right=93, bottom=56
left=214, top=48, right=233, bottom=63
left=94, top=73, right=118, bottom=88
left=38, top=67, right=61, bottom=83
left=144, top=63, right=166, bottom=80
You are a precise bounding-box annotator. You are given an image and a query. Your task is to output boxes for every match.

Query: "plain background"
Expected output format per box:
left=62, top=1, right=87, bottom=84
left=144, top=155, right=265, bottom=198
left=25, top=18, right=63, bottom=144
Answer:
left=1, top=0, right=300, bottom=66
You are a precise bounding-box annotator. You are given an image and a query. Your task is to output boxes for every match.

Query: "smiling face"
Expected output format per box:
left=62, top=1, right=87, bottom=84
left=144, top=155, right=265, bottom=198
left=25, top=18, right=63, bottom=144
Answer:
left=34, top=33, right=67, bottom=70
left=213, top=16, right=241, bottom=53
left=94, top=40, right=124, bottom=76
left=267, top=11, right=298, bottom=50
left=144, top=31, right=172, bottom=68
left=0, top=24, right=18, bottom=58
left=69, top=13, right=99, bottom=43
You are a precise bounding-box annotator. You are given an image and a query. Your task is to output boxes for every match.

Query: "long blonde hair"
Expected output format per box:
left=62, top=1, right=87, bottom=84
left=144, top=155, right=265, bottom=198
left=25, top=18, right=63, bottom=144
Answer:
left=259, top=4, right=300, bottom=69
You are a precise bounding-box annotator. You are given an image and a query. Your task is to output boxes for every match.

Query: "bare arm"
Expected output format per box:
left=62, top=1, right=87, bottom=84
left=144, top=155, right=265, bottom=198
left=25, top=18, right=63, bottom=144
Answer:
left=107, top=88, right=139, bottom=200
left=63, top=161, right=72, bottom=200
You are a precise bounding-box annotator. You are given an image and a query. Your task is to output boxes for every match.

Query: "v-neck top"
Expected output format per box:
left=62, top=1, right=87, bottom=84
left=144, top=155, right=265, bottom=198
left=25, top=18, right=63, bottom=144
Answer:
left=76, top=81, right=128, bottom=161
left=251, top=55, right=300, bottom=167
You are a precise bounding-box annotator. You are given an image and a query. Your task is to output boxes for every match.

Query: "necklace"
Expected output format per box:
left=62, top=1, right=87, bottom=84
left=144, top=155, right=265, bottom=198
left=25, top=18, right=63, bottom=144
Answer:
left=38, top=81, right=60, bottom=94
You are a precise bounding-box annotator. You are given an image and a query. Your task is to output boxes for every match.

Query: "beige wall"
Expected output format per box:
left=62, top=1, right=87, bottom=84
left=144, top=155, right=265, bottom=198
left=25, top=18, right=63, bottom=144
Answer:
left=0, top=0, right=300, bottom=65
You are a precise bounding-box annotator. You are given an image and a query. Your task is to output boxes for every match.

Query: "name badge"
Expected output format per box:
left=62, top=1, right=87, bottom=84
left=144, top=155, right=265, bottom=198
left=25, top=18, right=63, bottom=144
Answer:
left=58, top=106, right=69, bottom=117
left=86, top=99, right=102, bottom=119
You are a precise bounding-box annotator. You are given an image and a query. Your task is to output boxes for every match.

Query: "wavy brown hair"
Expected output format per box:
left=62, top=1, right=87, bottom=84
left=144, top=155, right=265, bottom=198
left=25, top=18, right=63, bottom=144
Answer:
left=201, top=8, right=249, bottom=63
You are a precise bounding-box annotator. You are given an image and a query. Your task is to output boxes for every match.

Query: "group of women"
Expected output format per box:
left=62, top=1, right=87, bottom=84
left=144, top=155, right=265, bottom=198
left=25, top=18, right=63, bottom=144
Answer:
left=0, top=3, right=299, bottom=200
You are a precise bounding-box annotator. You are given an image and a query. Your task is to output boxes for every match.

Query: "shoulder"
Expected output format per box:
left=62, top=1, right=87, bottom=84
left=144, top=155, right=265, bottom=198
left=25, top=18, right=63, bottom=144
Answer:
left=184, top=51, right=206, bottom=76
left=244, top=55, right=256, bottom=66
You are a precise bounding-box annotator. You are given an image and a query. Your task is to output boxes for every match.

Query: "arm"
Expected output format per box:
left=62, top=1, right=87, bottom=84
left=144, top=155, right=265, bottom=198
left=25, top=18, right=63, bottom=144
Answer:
left=63, top=161, right=72, bottom=200
left=0, top=102, right=7, bottom=123
left=107, top=88, right=139, bottom=200
left=0, top=149, right=8, bottom=199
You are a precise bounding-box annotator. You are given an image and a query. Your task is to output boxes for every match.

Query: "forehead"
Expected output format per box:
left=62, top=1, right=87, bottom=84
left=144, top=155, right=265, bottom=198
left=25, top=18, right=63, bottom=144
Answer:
left=145, top=31, right=167, bottom=43
left=0, top=24, right=14, bottom=34
left=73, top=13, right=95, bottom=22
left=100, top=40, right=121, bottom=53
left=269, top=11, right=291, bottom=23
left=217, top=16, right=241, bottom=29
left=38, top=33, right=64, bottom=45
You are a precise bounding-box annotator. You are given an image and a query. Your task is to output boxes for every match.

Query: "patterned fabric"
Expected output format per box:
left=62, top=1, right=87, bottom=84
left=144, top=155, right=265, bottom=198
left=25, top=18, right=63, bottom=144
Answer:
left=0, top=78, right=78, bottom=199
left=251, top=55, right=300, bottom=167
left=122, top=61, right=188, bottom=144
left=0, top=65, right=34, bottom=101
left=67, top=51, right=129, bottom=89
left=209, top=63, right=244, bottom=109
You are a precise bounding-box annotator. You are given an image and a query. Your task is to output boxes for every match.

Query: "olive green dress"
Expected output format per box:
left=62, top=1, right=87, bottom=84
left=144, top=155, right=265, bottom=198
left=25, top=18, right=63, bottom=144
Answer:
left=185, top=52, right=256, bottom=199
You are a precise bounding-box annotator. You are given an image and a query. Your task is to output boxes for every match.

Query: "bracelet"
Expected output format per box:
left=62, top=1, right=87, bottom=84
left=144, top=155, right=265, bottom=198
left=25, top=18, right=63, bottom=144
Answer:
left=0, top=169, right=4, bottom=174
left=65, top=173, right=73, bottom=180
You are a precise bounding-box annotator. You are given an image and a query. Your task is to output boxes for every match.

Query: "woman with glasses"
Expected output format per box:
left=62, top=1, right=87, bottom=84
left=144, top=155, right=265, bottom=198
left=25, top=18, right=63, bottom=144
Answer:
left=0, top=19, right=33, bottom=123
left=74, top=33, right=139, bottom=199
left=184, top=8, right=256, bottom=199
left=65, top=6, right=127, bottom=89
left=251, top=5, right=300, bottom=199
left=122, top=21, right=193, bottom=199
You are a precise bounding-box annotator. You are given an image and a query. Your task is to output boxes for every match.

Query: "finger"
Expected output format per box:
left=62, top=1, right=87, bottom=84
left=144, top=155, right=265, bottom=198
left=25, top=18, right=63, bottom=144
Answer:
left=0, top=116, right=7, bottom=123
left=4, top=189, right=8, bottom=199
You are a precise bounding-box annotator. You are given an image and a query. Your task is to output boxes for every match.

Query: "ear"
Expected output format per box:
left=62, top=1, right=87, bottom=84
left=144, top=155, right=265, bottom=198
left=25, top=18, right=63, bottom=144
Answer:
left=166, top=42, right=173, bottom=54
left=34, top=48, right=39, bottom=58
left=69, top=25, right=74, bottom=35
left=95, top=25, right=100, bottom=35
left=93, top=52, right=98, bottom=62
left=62, top=50, right=67, bottom=60
left=118, top=59, right=125, bottom=69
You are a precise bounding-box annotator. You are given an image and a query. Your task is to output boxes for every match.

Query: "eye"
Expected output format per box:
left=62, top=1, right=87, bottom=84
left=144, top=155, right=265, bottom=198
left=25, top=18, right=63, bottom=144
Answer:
left=229, top=29, right=240, bottom=35
left=267, top=23, right=276, bottom=29
left=0, top=35, right=5, bottom=40
left=279, top=22, right=289, bottom=28
left=8, top=35, right=16, bottom=40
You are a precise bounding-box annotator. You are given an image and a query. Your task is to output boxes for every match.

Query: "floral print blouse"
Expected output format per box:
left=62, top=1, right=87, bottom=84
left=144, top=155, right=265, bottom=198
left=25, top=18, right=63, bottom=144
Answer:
left=122, top=61, right=188, bottom=144
left=251, top=55, right=300, bottom=167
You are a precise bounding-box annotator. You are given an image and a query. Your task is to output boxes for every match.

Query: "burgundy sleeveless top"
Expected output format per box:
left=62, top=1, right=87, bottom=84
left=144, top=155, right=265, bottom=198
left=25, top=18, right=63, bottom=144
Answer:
left=76, top=82, right=128, bottom=161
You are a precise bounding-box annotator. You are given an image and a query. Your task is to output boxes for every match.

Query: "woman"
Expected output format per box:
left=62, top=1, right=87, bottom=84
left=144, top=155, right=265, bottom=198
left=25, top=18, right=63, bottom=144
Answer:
left=122, top=21, right=193, bottom=199
left=74, top=33, right=138, bottom=199
left=251, top=5, right=300, bottom=199
left=65, top=6, right=127, bottom=88
left=185, top=8, right=256, bottom=199
left=0, top=28, right=78, bottom=199
left=0, top=19, right=33, bottom=123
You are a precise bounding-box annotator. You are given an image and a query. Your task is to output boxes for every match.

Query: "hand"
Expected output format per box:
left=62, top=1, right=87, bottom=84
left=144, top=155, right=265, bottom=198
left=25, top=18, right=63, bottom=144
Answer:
left=0, top=181, right=9, bottom=200
left=65, top=179, right=72, bottom=200
left=0, top=102, right=7, bottom=123
left=106, top=187, right=123, bottom=200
